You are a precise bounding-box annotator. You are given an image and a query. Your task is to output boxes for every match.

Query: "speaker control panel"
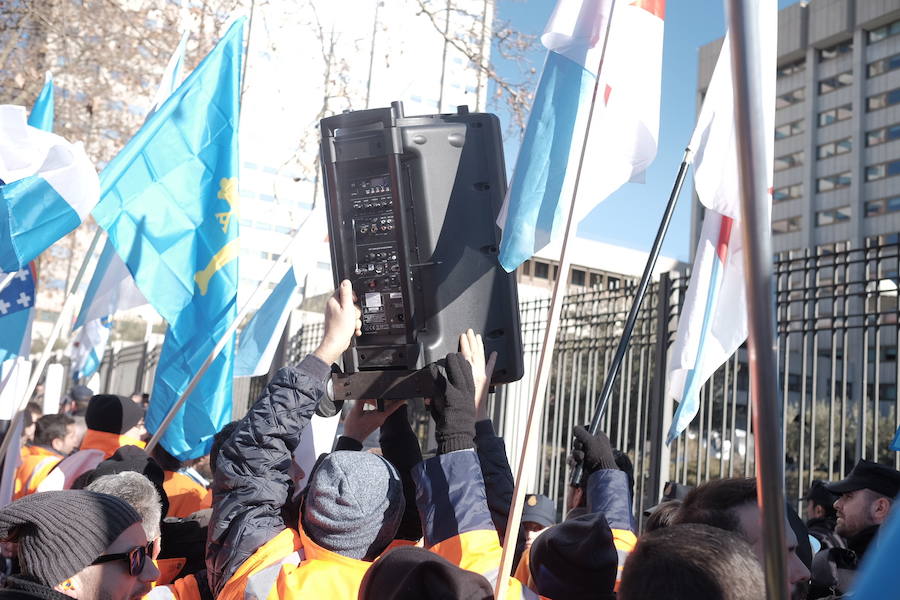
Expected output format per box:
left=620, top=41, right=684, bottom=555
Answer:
left=348, top=174, right=407, bottom=339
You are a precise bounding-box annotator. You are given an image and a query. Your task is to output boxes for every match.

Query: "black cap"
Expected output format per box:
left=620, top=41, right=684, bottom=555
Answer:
left=85, top=394, right=144, bottom=435
left=802, top=480, right=839, bottom=508
left=825, top=459, right=900, bottom=499
left=644, top=481, right=694, bottom=516
left=522, top=494, right=556, bottom=529
left=359, top=545, right=493, bottom=600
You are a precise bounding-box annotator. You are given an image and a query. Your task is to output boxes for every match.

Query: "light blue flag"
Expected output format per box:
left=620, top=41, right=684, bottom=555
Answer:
left=28, top=73, right=54, bottom=132
left=892, top=426, right=900, bottom=452
left=851, top=494, right=900, bottom=598
left=0, top=265, right=36, bottom=366
left=234, top=267, right=298, bottom=377
left=92, top=19, right=244, bottom=460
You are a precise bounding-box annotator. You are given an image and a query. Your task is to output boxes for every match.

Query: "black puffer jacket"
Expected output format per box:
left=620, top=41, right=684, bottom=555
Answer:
left=205, top=356, right=331, bottom=595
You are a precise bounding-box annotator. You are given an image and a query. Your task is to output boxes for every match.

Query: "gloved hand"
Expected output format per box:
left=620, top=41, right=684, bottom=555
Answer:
left=428, top=353, right=477, bottom=454
left=570, top=426, right=618, bottom=477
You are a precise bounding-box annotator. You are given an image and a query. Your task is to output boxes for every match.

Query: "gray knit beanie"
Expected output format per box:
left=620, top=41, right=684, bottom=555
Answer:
left=302, top=450, right=404, bottom=560
left=0, top=490, right=141, bottom=586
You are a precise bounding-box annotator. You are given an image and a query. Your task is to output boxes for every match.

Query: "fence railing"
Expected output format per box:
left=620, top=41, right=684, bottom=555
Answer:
left=74, top=241, right=900, bottom=519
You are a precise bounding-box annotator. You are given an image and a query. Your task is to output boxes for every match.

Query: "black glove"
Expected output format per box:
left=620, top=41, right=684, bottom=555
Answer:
left=428, top=353, right=476, bottom=454
left=570, top=426, right=618, bottom=477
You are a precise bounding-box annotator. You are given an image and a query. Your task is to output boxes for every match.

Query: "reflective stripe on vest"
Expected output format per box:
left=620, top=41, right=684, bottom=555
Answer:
left=22, top=456, right=60, bottom=493
left=243, top=549, right=304, bottom=600
left=146, top=586, right=177, bottom=600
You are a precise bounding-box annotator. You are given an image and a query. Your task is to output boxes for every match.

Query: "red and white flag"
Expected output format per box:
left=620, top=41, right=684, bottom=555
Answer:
left=666, top=0, right=776, bottom=442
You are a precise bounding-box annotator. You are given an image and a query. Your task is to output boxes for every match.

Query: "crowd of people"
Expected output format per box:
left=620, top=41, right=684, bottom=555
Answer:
left=0, top=280, right=897, bottom=599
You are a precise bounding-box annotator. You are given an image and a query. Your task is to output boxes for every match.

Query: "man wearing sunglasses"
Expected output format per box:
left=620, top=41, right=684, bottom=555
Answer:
left=0, top=490, right=160, bottom=600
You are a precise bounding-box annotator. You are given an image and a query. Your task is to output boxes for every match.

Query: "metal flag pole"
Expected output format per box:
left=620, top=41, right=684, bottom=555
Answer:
left=0, top=272, right=15, bottom=295
left=570, top=147, right=692, bottom=487
left=144, top=209, right=319, bottom=452
left=494, top=1, right=619, bottom=597
left=726, top=0, right=788, bottom=598
left=0, top=227, right=105, bottom=466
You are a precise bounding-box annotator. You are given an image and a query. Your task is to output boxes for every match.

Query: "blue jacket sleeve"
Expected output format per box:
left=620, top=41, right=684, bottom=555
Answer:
left=205, top=355, right=331, bottom=595
left=474, top=420, right=526, bottom=557
left=412, top=449, right=495, bottom=546
left=585, top=469, right=637, bottom=533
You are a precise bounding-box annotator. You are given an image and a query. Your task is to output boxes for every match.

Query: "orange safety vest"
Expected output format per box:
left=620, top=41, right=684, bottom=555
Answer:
left=163, top=471, right=211, bottom=519
left=144, top=573, right=201, bottom=600
left=14, top=445, right=62, bottom=499
left=36, top=430, right=145, bottom=492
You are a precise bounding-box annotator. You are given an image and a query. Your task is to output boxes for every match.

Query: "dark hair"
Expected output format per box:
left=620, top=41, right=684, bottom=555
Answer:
left=33, top=414, right=75, bottom=447
left=644, top=500, right=681, bottom=533
left=675, top=478, right=757, bottom=533
left=619, top=524, right=765, bottom=600
left=150, top=444, right=183, bottom=472
left=25, top=402, right=42, bottom=417
left=210, top=421, right=240, bottom=475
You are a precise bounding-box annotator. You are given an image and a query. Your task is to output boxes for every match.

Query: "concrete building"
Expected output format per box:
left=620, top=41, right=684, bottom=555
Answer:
left=693, top=0, right=900, bottom=256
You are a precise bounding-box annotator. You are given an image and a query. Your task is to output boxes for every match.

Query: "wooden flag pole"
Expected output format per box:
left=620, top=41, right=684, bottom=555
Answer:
left=493, top=1, right=619, bottom=597
left=726, top=0, right=788, bottom=598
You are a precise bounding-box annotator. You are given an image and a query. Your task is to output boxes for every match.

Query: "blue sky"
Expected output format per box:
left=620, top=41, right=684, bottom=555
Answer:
left=491, top=0, right=799, bottom=261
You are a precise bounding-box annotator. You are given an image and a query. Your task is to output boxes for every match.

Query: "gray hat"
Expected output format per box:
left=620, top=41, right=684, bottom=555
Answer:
left=302, top=450, right=404, bottom=560
left=0, top=490, right=141, bottom=586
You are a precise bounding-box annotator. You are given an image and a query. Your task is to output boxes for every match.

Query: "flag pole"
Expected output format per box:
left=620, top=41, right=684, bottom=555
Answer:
left=0, top=227, right=104, bottom=466
left=0, top=272, right=14, bottom=295
left=144, top=211, right=316, bottom=452
left=726, top=0, right=787, bottom=598
left=570, top=147, right=692, bottom=487
left=494, top=1, right=619, bottom=597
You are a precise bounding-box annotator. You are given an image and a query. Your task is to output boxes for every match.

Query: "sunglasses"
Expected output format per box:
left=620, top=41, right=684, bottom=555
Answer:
left=90, top=541, right=153, bottom=576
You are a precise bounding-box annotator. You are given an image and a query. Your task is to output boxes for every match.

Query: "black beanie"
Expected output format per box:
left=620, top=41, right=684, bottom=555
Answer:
left=85, top=394, right=144, bottom=435
left=74, top=445, right=170, bottom=519
left=530, top=512, right=618, bottom=600
left=0, top=490, right=140, bottom=587
left=358, top=546, right=493, bottom=600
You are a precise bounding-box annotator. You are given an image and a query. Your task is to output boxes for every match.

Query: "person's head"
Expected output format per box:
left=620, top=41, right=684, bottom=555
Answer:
left=522, top=494, right=556, bottom=549
left=26, top=401, right=42, bottom=422
left=85, top=395, right=145, bottom=439
left=86, top=472, right=162, bottom=559
left=209, top=421, right=239, bottom=477
left=529, top=512, right=618, bottom=600
left=676, top=478, right=810, bottom=586
left=22, top=410, right=35, bottom=444
left=68, top=385, right=94, bottom=417
left=619, top=523, right=764, bottom=600
left=826, top=459, right=900, bottom=538
left=358, top=546, right=493, bottom=599
left=33, top=414, right=79, bottom=455
left=643, top=500, right=681, bottom=532
left=75, top=445, right=170, bottom=522
left=803, top=480, right=839, bottom=521
left=301, top=450, right=404, bottom=561
left=0, top=490, right=158, bottom=600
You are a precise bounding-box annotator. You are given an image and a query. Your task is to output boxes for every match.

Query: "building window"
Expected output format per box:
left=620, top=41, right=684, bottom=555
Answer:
left=868, top=52, right=900, bottom=78
left=868, top=19, right=900, bottom=44
left=776, top=88, right=805, bottom=109
left=815, top=206, right=851, bottom=226
left=865, top=195, right=900, bottom=217
left=552, top=265, right=559, bottom=281
left=817, top=172, right=851, bottom=192
left=521, top=260, right=532, bottom=276
left=867, top=88, right=900, bottom=112
left=774, top=150, right=803, bottom=172
left=570, top=269, right=585, bottom=286
left=589, top=273, right=602, bottom=288
left=818, top=39, right=852, bottom=62
left=818, top=104, right=852, bottom=126
left=534, top=261, right=549, bottom=279
left=775, top=119, right=804, bottom=140
left=772, top=216, right=802, bottom=234
left=865, top=159, right=900, bottom=182
left=777, top=58, right=805, bottom=78
left=607, top=277, right=620, bottom=290
left=816, top=138, right=852, bottom=159
left=818, top=72, right=853, bottom=95
left=867, top=123, right=900, bottom=147
left=773, top=183, right=803, bottom=203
